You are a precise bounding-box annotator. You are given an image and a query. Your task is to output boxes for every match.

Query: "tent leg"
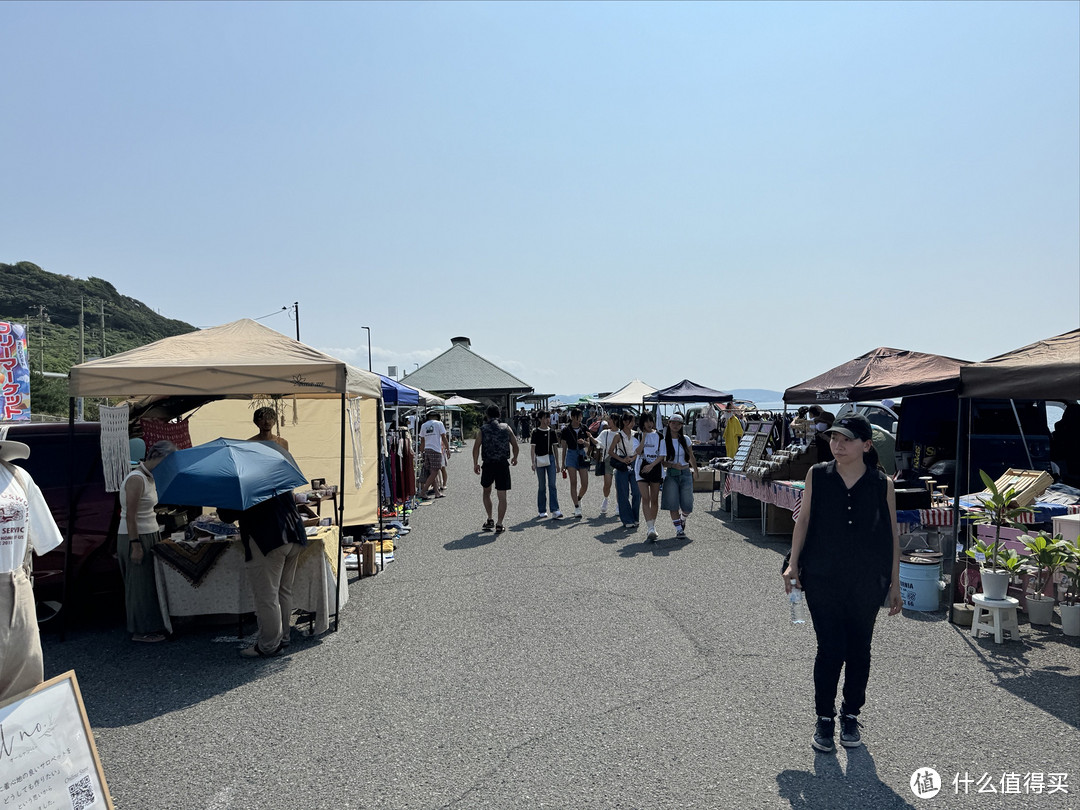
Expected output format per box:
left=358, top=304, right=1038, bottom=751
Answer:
left=334, top=394, right=345, bottom=631
left=61, top=398, right=76, bottom=641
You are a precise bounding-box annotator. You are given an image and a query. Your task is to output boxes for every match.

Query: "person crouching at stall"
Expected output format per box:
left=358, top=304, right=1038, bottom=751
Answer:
left=118, top=440, right=177, bottom=643
left=219, top=493, right=308, bottom=658
left=782, top=414, right=902, bottom=753
left=0, top=439, right=64, bottom=702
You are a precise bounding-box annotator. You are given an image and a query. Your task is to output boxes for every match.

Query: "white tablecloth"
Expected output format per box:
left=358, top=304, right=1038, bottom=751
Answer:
left=153, top=526, right=347, bottom=635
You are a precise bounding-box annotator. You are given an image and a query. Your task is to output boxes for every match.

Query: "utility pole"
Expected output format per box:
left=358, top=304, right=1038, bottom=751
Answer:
left=100, top=301, right=106, bottom=357
left=26, top=305, right=48, bottom=373
left=79, top=297, right=85, bottom=363
left=293, top=301, right=300, bottom=341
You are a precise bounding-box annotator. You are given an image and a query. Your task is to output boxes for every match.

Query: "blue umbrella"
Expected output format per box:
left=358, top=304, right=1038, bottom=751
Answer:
left=154, top=438, right=308, bottom=511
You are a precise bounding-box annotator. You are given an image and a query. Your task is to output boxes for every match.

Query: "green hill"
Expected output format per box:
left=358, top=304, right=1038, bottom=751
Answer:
left=1, top=261, right=197, bottom=416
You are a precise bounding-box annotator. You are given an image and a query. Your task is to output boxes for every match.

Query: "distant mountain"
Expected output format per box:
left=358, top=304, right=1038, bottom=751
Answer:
left=0, top=261, right=197, bottom=371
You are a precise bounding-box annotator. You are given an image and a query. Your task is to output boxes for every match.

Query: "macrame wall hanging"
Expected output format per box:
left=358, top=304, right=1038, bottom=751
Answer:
left=99, top=403, right=131, bottom=493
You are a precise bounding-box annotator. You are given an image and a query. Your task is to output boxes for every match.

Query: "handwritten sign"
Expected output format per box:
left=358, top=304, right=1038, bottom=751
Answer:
left=0, top=671, right=112, bottom=809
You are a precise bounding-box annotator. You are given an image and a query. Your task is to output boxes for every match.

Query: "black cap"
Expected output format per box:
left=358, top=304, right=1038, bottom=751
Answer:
left=825, top=414, right=873, bottom=441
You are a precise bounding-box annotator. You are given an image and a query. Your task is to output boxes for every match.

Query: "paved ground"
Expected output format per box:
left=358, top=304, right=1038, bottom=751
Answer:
left=40, top=449, right=1079, bottom=810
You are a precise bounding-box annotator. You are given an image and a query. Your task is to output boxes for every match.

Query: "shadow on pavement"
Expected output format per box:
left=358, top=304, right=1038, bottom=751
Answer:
left=617, top=535, right=693, bottom=558
left=777, top=745, right=916, bottom=809
left=956, top=624, right=1080, bottom=730
left=42, top=621, right=319, bottom=728
left=444, top=532, right=498, bottom=550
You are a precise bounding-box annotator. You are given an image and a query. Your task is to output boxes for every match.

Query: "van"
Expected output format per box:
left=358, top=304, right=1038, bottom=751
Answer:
left=0, top=421, right=122, bottom=623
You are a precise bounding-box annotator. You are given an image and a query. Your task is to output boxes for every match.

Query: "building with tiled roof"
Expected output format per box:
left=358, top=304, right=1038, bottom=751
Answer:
left=400, top=337, right=533, bottom=418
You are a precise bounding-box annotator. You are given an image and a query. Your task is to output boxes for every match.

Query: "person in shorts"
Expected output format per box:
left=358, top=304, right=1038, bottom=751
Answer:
left=559, top=408, right=595, bottom=518
left=419, top=412, right=449, bottom=498
left=634, top=412, right=664, bottom=542
left=472, top=405, right=519, bottom=533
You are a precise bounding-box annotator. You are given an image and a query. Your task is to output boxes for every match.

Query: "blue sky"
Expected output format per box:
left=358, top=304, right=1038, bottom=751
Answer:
left=2, top=1, right=1077, bottom=396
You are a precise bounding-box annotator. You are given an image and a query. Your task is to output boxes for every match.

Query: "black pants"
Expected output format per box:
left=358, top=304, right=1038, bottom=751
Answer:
left=803, top=572, right=887, bottom=718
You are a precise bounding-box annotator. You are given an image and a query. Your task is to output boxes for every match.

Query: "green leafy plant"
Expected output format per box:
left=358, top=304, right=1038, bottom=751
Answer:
left=1019, top=532, right=1066, bottom=597
left=1057, top=536, right=1080, bottom=607
left=963, top=469, right=1034, bottom=574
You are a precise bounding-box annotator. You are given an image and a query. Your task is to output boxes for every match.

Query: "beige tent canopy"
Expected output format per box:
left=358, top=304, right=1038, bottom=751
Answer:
left=69, top=319, right=383, bottom=525
left=69, top=318, right=381, bottom=399
left=597, top=379, right=658, bottom=406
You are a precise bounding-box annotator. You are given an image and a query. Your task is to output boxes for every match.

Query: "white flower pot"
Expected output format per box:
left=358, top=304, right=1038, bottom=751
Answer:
left=980, top=570, right=1011, bottom=601
left=1060, top=603, right=1080, bottom=637
left=1025, top=594, right=1056, bottom=626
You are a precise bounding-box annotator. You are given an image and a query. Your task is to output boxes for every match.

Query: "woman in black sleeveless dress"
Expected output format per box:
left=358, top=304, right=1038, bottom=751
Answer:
left=782, top=414, right=902, bottom=753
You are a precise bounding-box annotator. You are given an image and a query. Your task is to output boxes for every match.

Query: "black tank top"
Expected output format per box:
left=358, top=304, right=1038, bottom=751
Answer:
left=800, top=461, right=893, bottom=583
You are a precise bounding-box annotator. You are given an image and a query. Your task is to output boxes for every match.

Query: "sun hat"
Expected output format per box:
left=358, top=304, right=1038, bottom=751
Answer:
left=0, top=439, right=31, bottom=462
left=825, top=414, right=873, bottom=441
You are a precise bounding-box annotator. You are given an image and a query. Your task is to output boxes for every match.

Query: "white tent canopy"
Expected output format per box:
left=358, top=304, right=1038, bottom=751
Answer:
left=69, top=318, right=383, bottom=399
left=597, top=379, right=658, bottom=406
left=411, top=387, right=445, bottom=407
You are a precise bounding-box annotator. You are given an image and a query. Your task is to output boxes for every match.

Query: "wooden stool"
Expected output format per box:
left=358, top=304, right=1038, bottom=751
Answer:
left=971, top=594, right=1021, bottom=643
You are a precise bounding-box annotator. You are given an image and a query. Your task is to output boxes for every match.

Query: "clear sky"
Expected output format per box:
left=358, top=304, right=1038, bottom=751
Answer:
left=3, top=1, right=1077, bottom=396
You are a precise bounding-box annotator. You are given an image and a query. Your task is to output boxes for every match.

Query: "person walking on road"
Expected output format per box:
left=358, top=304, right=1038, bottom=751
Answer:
left=634, top=413, right=664, bottom=542
left=530, top=410, right=563, bottom=520
left=595, top=413, right=620, bottom=515
left=659, top=413, right=697, bottom=537
left=419, top=412, right=450, bottom=499
left=560, top=407, right=595, bottom=518
left=782, top=413, right=902, bottom=754
left=608, top=412, right=640, bottom=530
left=473, top=405, right=519, bottom=533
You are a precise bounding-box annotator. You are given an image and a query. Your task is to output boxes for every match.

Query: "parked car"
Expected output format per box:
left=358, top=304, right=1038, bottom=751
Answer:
left=836, top=401, right=900, bottom=436
left=0, top=421, right=122, bottom=624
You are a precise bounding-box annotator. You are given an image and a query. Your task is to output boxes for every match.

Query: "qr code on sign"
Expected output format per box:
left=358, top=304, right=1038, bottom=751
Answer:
left=67, top=774, right=96, bottom=810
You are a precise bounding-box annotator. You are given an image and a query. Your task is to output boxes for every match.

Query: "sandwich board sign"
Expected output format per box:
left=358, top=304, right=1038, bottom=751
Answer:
left=0, top=671, right=113, bottom=809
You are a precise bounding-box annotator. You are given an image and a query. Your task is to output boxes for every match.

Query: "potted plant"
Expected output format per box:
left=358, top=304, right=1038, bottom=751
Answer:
left=1018, top=532, right=1065, bottom=626
left=963, top=470, right=1033, bottom=600
left=1058, top=536, right=1080, bottom=637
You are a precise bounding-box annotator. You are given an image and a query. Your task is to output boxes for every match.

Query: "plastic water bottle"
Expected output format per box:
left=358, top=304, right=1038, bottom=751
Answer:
left=789, top=580, right=806, bottom=625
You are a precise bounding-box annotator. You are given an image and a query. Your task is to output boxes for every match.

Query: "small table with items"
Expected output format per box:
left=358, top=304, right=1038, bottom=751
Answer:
left=152, top=522, right=346, bottom=636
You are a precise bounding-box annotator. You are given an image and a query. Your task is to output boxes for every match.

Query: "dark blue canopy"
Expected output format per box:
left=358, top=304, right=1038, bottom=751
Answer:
left=644, top=379, right=733, bottom=403
left=379, top=375, right=420, bottom=406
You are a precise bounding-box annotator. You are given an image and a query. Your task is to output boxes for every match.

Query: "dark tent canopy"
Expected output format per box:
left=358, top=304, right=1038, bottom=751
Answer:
left=959, top=328, right=1080, bottom=401
left=644, top=379, right=733, bottom=403
left=784, top=347, right=969, bottom=404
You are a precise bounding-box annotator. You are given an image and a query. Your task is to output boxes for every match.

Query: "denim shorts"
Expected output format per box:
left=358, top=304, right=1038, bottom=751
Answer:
left=565, top=449, right=591, bottom=470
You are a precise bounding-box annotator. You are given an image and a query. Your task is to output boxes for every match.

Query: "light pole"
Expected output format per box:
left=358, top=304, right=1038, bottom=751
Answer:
left=361, top=326, right=372, bottom=372
left=26, top=306, right=48, bottom=373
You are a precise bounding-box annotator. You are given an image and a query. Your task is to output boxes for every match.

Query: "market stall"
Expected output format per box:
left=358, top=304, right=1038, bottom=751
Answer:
left=152, top=524, right=345, bottom=636
left=66, top=318, right=383, bottom=633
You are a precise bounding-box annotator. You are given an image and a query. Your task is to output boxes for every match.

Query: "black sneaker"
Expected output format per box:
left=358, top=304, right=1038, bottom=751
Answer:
left=839, top=714, right=862, bottom=748
left=482, top=519, right=495, bottom=532
left=812, top=717, right=836, bottom=753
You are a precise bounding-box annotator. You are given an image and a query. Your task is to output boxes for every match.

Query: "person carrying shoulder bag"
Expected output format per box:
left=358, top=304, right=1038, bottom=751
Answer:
left=530, top=410, right=563, bottom=520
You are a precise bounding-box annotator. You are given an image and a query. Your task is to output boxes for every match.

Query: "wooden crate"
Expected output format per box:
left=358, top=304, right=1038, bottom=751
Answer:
left=973, top=468, right=1053, bottom=507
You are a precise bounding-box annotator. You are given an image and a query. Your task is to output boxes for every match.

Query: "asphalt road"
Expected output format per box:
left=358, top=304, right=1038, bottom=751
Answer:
left=40, top=448, right=1079, bottom=810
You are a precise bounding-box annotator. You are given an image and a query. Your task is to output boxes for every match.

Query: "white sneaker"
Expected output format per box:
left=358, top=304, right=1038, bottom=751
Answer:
left=675, top=526, right=685, bottom=537
left=552, top=511, right=564, bottom=520
left=538, top=512, right=548, bottom=519
left=600, top=498, right=608, bottom=514
left=574, top=506, right=582, bottom=518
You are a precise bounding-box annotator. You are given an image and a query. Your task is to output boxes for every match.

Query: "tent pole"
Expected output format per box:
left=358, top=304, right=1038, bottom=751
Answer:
left=335, top=393, right=345, bottom=631
left=1009, top=399, right=1035, bottom=469
left=61, top=397, right=76, bottom=641
left=948, top=397, right=969, bottom=624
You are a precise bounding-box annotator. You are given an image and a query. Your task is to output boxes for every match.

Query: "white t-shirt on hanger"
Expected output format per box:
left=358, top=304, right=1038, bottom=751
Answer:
left=0, top=464, right=64, bottom=574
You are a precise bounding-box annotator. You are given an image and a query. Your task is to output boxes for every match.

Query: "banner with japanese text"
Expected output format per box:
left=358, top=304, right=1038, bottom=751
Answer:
left=0, top=321, right=31, bottom=421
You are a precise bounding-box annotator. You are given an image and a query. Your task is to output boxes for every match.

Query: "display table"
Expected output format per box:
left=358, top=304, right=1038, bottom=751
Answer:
left=725, top=472, right=1080, bottom=535
left=153, top=526, right=346, bottom=636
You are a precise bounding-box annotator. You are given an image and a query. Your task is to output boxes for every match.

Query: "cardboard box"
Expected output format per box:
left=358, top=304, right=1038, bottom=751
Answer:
left=693, top=470, right=718, bottom=492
